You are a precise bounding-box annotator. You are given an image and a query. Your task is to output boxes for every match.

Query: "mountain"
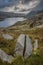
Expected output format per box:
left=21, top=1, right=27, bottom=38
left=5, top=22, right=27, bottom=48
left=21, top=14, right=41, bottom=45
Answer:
left=13, top=13, right=43, bottom=28
left=0, top=9, right=43, bottom=21
left=26, top=10, right=43, bottom=18
left=0, top=11, right=26, bottom=21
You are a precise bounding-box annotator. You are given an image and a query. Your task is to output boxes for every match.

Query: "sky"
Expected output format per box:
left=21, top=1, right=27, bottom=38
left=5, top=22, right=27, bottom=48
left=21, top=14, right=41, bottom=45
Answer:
left=0, top=0, right=43, bottom=14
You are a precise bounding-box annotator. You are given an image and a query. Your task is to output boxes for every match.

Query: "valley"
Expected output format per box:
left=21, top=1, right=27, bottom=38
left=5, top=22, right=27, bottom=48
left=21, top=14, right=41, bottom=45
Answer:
left=0, top=12, right=43, bottom=65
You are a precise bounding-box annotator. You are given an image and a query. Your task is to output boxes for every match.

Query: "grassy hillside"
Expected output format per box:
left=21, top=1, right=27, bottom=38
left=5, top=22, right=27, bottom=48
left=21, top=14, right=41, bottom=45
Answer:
left=0, top=27, right=43, bottom=65
left=14, top=13, right=43, bottom=27
left=0, top=13, right=43, bottom=65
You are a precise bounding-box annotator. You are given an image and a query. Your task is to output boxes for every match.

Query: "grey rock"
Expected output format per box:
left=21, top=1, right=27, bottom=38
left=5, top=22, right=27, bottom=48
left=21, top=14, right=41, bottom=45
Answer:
left=15, top=34, right=25, bottom=56
left=33, top=39, right=38, bottom=54
left=34, top=39, right=38, bottom=50
left=0, top=49, right=14, bottom=63
left=15, top=34, right=32, bottom=58
left=24, top=35, right=32, bottom=58
left=2, top=34, right=13, bottom=40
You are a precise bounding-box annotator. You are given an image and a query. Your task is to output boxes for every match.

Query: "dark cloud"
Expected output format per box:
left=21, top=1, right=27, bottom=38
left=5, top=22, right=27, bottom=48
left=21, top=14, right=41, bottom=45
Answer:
left=0, top=0, right=18, bottom=8
left=34, top=0, right=43, bottom=10
left=0, top=0, right=39, bottom=8
left=0, top=0, right=43, bottom=14
left=0, top=0, right=11, bottom=8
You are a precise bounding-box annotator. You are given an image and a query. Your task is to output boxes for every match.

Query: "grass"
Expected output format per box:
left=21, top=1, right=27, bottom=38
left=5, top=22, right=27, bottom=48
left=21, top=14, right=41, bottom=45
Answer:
left=0, top=26, right=43, bottom=65
left=0, top=13, right=43, bottom=65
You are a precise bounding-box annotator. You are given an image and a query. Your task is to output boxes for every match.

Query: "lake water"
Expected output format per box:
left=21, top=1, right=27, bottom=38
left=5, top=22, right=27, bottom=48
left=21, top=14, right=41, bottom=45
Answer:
left=0, top=17, right=25, bottom=28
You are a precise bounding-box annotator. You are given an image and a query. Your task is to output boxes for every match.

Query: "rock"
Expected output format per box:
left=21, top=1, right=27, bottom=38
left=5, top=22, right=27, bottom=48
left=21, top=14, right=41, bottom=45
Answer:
left=15, top=34, right=25, bottom=56
left=33, top=39, right=38, bottom=54
left=24, top=35, right=32, bottom=58
left=0, top=49, right=14, bottom=63
left=15, top=34, right=32, bottom=58
left=2, top=34, right=13, bottom=40
left=34, top=39, right=38, bottom=50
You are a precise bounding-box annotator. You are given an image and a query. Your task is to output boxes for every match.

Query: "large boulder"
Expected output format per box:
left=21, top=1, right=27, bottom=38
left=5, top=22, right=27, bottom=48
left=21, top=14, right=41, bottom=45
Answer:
left=15, top=34, right=32, bottom=58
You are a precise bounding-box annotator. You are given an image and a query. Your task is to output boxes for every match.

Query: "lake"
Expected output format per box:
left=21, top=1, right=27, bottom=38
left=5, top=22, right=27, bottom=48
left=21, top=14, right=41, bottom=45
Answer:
left=0, top=17, right=25, bottom=28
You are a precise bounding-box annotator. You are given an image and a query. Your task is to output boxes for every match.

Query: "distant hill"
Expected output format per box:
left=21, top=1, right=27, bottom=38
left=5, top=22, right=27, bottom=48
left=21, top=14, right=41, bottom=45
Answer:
left=0, top=10, right=43, bottom=28
left=14, top=13, right=43, bottom=28
left=26, top=10, right=43, bottom=18
left=0, top=10, right=43, bottom=18
left=0, top=10, right=43, bottom=20
left=0, top=11, right=26, bottom=18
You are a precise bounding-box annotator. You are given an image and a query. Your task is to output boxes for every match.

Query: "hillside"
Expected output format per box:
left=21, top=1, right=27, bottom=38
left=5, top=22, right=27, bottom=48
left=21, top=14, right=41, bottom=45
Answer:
left=0, top=13, right=43, bottom=65
left=0, top=10, right=43, bottom=21
left=9, top=13, right=43, bottom=29
left=0, top=0, right=43, bottom=65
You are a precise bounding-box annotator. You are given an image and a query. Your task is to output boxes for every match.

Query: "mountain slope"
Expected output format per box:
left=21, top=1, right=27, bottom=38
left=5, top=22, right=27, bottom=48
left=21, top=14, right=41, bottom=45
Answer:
left=14, top=13, right=43, bottom=28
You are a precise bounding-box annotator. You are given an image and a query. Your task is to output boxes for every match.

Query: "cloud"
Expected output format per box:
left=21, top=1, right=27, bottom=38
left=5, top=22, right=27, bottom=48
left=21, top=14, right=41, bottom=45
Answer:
left=0, top=0, right=41, bottom=14
left=34, top=0, right=43, bottom=10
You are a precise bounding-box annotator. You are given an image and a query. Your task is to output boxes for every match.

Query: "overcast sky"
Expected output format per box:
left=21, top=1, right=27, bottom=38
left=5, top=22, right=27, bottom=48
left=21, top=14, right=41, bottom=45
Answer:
left=0, top=0, right=43, bottom=14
